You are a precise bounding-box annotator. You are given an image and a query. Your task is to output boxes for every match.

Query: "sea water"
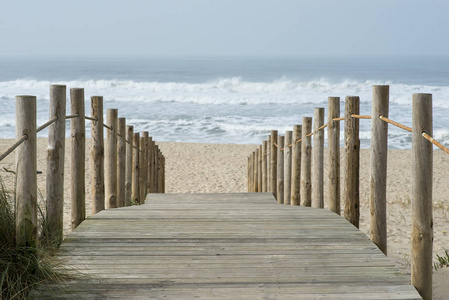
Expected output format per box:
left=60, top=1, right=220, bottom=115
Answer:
left=1, top=56, right=449, bottom=149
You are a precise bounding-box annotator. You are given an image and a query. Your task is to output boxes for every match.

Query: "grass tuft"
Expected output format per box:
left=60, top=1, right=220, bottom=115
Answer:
left=0, top=178, right=69, bottom=299
left=434, top=250, right=449, bottom=270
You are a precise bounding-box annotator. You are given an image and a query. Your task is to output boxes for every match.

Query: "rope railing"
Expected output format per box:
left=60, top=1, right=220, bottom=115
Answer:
left=36, top=115, right=59, bottom=133
left=379, top=115, right=412, bottom=132
left=0, top=134, right=28, bottom=162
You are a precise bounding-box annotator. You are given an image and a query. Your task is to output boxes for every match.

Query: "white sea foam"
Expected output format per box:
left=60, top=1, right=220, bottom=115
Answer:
left=1, top=78, right=449, bottom=148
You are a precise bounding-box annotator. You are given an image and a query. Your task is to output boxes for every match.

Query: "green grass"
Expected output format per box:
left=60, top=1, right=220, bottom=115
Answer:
left=0, top=178, right=69, bottom=299
left=434, top=250, right=449, bottom=270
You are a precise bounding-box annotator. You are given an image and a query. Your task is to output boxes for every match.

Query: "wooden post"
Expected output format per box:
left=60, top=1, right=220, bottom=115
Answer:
left=284, top=131, right=292, bottom=205
left=301, top=117, right=312, bottom=207
left=154, top=145, right=159, bottom=193
left=147, top=136, right=154, bottom=193
left=247, top=156, right=251, bottom=192
left=46, top=85, right=66, bottom=244
left=291, top=125, right=302, bottom=205
left=411, top=93, right=433, bottom=300
left=250, top=152, right=254, bottom=192
left=267, top=135, right=271, bottom=192
left=70, top=88, right=85, bottom=230
left=328, top=97, right=341, bottom=214
left=262, top=140, right=268, bottom=192
left=15, top=95, right=37, bottom=248
left=132, top=132, right=140, bottom=204
left=344, top=96, right=360, bottom=228
left=117, top=118, right=126, bottom=208
left=105, top=109, right=118, bottom=209
left=140, top=132, right=148, bottom=203
left=276, top=135, right=284, bottom=204
left=258, top=145, right=262, bottom=192
left=312, top=108, right=325, bottom=208
left=369, top=86, right=389, bottom=255
left=125, top=125, right=133, bottom=206
left=270, top=130, right=278, bottom=199
left=152, top=140, right=157, bottom=193
left=253, top=149, right=259, bottom=193
left=161, top=155, right=165, bottom=193
left=91, top=96, right=105, bottom=214
left=158, top=149, right=163, bottom=193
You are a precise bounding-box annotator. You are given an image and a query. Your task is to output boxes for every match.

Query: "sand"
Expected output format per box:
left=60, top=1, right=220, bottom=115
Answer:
left=1, top=138, right=448, bottom=299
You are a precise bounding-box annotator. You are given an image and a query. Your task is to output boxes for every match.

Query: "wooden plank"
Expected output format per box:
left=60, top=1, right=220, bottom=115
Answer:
left=34, top=193, right=421, bottom=299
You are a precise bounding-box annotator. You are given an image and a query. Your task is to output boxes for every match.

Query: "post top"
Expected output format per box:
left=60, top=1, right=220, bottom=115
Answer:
left=16, top=95, right=36, bottom=99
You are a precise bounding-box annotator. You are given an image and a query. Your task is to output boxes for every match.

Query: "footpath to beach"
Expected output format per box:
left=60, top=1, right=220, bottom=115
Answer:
left=33, top=193, right=421, bottom=299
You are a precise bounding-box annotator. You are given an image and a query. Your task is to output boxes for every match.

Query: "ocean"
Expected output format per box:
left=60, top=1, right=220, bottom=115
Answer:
left=1, top=56, right=449, bottom=149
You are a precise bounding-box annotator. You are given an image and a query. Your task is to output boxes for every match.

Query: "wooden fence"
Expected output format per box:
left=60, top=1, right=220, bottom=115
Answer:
left=0, top=85, right=166, bottom=247
left=247, top=85, right=445, bottom=300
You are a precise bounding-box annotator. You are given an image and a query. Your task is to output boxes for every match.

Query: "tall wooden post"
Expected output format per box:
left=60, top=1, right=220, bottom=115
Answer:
left=267, top=135, right=271, bottom=192
left=147, top=137, right=153, bottom=192
left=15, top=95, right=37, bottom=248
left=270, top=130, right=278, bottom=199
left=312, top=108, right=324, bottom=208
left=152, top=140, right=157, bottom=193
left=91, top=96, right=105, bottom=214
left=158, top=149, right=163, bottom=193
left=328, top=97, right=340, bottom=214
left=262, top=140, right=268, bottom=192
left=344, top=96, right=360, bottom=228
left=70, top=88, right=85, bottom=229
left=46, top=85, right=66, bottom=244
left=291, top=125, right=302, bottom=205
left=247, top=156, right=251, bottom=192
left=411, top=93, right=433, bottom=300
left=125, top=125, right=133, bottom=206
left=161, top=155, right=166, bottom=193
left=253, top=150, right=258, bottom=192
left=105, top=109, right=118, bottom=209
left=140, top=132, right=148, bottom=203
left=284, top=131, right=292, bottom=205
left=258, top=145, right=263, bottom=192
left=132, top=132, right=140, bottom=204
left=276, top=135, right=284, bottom=204
left=154, top=145, right=159, bottom=193
left=301, top=117, right=312, bottom=207
left=117, top=118, right=126, bottom=208
left=369, top=86, right=389, bottom=255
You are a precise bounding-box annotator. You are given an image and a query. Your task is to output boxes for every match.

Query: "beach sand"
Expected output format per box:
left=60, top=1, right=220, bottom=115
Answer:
left=1, top=138, right=448, bottom=299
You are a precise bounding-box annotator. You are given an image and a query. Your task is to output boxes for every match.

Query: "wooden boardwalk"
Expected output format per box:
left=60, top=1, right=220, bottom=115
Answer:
left=34, top=193, right=421, bottom=299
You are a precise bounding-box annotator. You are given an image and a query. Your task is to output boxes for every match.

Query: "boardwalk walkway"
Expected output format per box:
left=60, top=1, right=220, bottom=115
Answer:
left=35, top=193, right=421, bottom=299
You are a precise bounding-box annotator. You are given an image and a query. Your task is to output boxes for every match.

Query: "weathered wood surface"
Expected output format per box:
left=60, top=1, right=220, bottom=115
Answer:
left=34, top=193, right=420, bottom=299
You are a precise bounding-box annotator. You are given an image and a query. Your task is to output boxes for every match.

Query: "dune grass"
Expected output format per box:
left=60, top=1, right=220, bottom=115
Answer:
left=0, top=178, right=69, bottom=299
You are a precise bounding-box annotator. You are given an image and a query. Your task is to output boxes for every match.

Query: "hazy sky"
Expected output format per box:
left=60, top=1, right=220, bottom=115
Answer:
left=1, top=0, right=448, bottom=58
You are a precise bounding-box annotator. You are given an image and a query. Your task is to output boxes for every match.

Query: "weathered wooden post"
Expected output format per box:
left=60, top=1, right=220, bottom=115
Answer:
left=258, top=144, right=263, bottom=192
left=154, top=145, right=159, bottom=193
left=291, top=125, right=302, bottom=205
left=312, top=108, right=324, bottom=208
left=140, top=132, right=148, bottom=203
left=161, top=155, right=166, bottom=193
left=105, top=109, right=118, bottom=209
left=284, top=131, right=292, bottom=205
left=247, top=156, right=251, bottom=192
left=91, top=96, right=105, bottom=214
left=117, top=118, right=126, bottom=207
left=344, top=96, right=360, bottom=228
left=262, top=140, right=268, bottom=192
left=267, top=135, right=271, bottom=192
left=46, top=85, right=66, bottom=244
left=158, top=149, right=163, bottom=193
left=149, top=140, right=155, bottom=193
left=411, top=93, right=433, bottom=300
left=132, top=132, right=140, bottom=204
left=276, top=135, right=284, bottom=204
left=253, top=149, right=259, bottom=193
left=125, top=125, right=133, bottom=206
left=70, top=88, right=85, bottom=229
left=369, top=86, right=389, bottom=255
left=270, top=130, right=278, bottom=199
left=301, top=117, right=312, bottom=207
left=328, top=97, right=340, bottom=214
left=152, top=140, right=157, bottom=193
left=15, top=95, right=37, bottom=247
left=147, top=137, right=153, bottom=192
